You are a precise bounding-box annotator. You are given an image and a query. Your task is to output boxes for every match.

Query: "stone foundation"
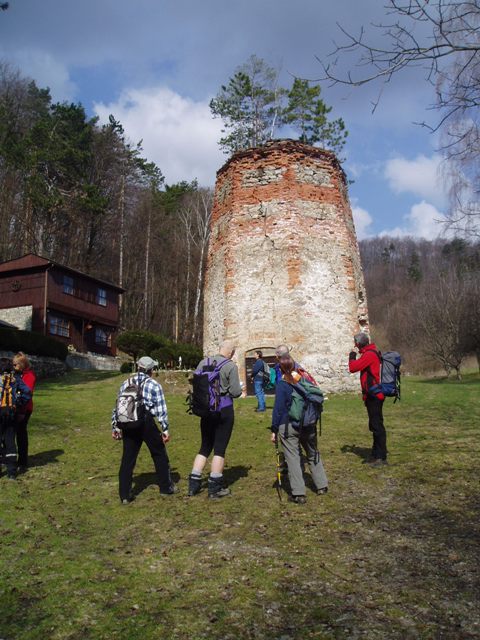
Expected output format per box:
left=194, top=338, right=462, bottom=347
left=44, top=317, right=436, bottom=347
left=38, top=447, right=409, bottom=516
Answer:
left=0, top=305, right=33, bottom=331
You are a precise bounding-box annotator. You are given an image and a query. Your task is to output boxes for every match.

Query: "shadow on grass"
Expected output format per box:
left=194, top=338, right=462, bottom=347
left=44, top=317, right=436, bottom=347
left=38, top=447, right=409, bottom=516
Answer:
left=132, top=468, right=181, bottom=496
left=340, top=444, right=372, bottom=462
left=223, top=464, right=250, bottom=486
left=28, top=448, right=64, bottom=468
left=40, top=370, right=121, bottom=388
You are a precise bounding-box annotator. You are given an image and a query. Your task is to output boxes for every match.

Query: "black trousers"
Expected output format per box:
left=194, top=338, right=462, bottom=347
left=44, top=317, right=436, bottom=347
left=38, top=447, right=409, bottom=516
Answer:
left=199, top=405, right=234, bottom=458
left=0, top=416, right=17, bottom=474
left=119, top=415, right=172, bottom=500
left=16, top=411, right=31, bottom=467
left=365, top=397, right=387, bottom=460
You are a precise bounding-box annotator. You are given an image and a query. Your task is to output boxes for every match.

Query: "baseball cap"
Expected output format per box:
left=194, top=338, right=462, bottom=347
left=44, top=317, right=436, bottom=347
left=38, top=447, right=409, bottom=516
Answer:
left=137, top=356, right=159, bottom=371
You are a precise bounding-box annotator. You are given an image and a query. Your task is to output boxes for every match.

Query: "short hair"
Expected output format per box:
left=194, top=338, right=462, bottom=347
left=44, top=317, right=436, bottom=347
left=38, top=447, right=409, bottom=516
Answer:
left=219, top=339, right=236, bottom=356
left=354, top=332, right=370, bottom=348
left=13, top=352, right=30, bottom=370
left=275, top=344, right=290, bottom=357
left=255, top=350, right=263, bottom=358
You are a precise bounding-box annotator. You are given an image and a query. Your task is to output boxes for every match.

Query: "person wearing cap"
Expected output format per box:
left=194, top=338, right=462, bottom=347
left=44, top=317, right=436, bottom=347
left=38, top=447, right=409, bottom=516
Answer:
left=188, top=339, right=242, bottom=499
left=112, top=356, right=175, bottom=503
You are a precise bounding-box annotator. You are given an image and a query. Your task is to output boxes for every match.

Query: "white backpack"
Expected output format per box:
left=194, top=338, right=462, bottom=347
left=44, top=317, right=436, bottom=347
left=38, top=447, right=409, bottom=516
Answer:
left=116, top=377, right=146, bottom=429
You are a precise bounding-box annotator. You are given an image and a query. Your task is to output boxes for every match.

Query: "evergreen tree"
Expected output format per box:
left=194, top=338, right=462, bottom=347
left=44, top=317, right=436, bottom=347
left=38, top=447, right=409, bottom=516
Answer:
left=283, top=78, right=348, bottom=154
left=210, top=55, right=285, bottom=154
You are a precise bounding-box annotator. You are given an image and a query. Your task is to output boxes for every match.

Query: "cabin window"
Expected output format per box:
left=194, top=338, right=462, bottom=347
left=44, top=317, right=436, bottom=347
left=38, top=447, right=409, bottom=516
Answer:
left=63, top=275, right=74, bottom=295
left=95, top=327, right=111, bottom=346
left=49, top=315, right=70, bottom=337
left=96, top=288, right=107, bottom=306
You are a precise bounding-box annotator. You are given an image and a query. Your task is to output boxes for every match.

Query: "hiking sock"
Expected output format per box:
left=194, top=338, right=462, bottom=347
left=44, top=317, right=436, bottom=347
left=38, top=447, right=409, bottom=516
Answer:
left=210, top=472, right=223, bottom=479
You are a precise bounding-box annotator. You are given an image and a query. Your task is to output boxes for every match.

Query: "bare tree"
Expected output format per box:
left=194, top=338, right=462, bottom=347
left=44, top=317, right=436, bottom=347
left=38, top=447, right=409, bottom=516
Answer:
left=323, top=1, right=480, bottom=232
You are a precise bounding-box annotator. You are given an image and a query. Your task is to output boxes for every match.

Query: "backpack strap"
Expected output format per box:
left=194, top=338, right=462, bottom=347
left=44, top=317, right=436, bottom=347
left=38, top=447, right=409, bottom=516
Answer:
left=366, top=350, right=382, bottom=392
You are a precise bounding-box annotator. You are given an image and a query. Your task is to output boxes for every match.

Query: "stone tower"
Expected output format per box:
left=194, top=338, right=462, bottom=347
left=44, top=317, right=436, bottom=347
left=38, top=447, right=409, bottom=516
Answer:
left=203, top=140, right=368, bottom=392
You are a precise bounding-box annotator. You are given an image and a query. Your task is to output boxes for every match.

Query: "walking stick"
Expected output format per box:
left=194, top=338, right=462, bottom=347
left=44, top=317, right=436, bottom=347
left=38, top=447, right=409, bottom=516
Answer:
left=274, top=435, right=282, bottom=501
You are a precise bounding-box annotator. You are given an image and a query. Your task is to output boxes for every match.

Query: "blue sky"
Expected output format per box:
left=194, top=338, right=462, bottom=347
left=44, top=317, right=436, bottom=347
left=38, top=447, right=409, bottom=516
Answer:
left=0, top=0, right=450, bottom=240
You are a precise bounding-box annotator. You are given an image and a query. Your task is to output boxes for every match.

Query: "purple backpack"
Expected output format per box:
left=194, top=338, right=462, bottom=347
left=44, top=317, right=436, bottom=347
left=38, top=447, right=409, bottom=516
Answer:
left=187, top=357, right=230, bottom=417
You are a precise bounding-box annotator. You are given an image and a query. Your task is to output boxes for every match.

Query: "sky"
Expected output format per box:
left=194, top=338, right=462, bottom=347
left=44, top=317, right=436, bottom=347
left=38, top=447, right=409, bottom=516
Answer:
left=0, top=0, right=452, bottom=241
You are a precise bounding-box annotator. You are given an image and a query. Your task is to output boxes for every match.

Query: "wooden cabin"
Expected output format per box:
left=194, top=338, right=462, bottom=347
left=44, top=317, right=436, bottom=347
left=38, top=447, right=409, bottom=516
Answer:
left=0, top=254, right=124, bottom=356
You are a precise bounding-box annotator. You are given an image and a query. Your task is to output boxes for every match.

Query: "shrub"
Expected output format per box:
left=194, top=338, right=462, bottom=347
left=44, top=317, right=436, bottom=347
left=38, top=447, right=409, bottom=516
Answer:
left=120, top=361, right=133, bottom=374
left=0, top=328, right=68, bottom=361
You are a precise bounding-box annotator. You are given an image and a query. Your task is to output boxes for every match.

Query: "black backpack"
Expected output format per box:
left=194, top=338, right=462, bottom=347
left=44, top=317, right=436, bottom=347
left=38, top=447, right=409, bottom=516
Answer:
left=186, top=357, right=230, bottom=417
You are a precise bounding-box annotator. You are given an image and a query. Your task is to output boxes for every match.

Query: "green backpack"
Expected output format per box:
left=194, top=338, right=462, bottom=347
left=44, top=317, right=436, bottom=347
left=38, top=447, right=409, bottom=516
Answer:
left=288, top=379, right=324, bottom=428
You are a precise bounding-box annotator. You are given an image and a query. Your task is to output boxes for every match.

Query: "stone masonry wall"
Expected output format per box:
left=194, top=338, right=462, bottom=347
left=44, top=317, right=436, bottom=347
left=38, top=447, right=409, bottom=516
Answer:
left=203, top=140, right=368, bottom=393
left=0, top=305, right=33, bottom=331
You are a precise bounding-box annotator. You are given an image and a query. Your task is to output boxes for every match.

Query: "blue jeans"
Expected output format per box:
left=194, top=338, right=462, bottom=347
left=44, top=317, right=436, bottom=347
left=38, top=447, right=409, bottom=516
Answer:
left=254, top=378, right=266, bottom=411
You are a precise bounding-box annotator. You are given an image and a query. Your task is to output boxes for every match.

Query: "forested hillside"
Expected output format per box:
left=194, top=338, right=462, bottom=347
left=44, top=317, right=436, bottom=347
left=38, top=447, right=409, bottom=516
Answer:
left=360, top=237, right=480, bottom=375
left=1, top=63, right=479, bottom=375
left=0, top=63, right=210, bottom=343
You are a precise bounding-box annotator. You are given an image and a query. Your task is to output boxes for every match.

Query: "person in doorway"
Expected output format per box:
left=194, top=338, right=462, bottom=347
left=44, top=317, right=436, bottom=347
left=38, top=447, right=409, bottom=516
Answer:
left=188, top=339, right=242, bottom=499
left=112, top=356, right=175, bottom=503
left=270, top=354, right=328, bottom=504
left=12, top=352, right=36, bottom=473
left=251, top=350, right=266, bottom=412
left=348, top=332, right=387, bottom=467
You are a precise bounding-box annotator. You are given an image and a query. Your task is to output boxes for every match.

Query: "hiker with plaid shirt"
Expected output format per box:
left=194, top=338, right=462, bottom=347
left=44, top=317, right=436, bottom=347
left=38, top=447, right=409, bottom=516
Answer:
left=111, top=356, right=175, bottom=503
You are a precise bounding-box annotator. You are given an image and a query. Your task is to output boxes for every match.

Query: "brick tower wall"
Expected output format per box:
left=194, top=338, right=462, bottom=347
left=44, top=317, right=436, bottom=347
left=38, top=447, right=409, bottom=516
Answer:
left=203, top=140, right=368, bottom=393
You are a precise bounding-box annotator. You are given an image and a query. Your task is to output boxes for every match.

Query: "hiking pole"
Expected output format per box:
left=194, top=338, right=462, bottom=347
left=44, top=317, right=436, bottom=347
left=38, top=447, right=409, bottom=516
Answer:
left=274, top=435, right=282, bottom=501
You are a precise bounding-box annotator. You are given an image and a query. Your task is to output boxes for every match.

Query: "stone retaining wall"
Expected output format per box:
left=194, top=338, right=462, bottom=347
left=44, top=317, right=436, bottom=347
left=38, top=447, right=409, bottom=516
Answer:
left=0, top=350, right=66, bottom=378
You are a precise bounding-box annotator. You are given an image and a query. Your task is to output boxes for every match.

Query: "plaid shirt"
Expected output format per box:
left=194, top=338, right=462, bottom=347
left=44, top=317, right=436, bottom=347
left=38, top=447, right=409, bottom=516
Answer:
left=112, top=372, right=169, bottom=432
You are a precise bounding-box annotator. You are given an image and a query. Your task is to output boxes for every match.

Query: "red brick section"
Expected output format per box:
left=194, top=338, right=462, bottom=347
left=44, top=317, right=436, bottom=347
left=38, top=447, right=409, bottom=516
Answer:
left=204, top=139, right=369, bottom=391
left=209, top=139, right=359, bottom=294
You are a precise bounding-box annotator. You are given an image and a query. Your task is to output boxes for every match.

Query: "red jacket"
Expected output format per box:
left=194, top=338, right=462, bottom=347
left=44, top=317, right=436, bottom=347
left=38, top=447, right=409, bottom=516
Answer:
left=348, top=343, right=384, bottom=401
left=19, top=367, right=36, bottom=413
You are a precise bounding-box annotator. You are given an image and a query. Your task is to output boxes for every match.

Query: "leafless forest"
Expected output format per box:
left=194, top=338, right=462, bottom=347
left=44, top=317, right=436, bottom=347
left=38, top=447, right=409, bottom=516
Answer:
left=1, top=63, right=479, bottom=375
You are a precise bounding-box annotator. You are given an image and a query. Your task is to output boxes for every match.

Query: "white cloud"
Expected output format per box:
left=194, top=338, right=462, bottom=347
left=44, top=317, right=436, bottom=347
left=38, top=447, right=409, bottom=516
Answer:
left=379, top=200, right=449, bottom=240
left=94, top=87, right=225, bottom=186
left=0, top=50, right=77, bottom=101
left=384, top=154, right=445, bottom=206
left=352, top=206, right=373, bottom=240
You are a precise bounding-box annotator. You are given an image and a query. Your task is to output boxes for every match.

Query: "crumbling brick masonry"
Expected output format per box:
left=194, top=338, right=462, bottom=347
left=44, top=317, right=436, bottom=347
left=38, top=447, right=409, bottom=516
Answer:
left=203, top=140, right=368, bottom=393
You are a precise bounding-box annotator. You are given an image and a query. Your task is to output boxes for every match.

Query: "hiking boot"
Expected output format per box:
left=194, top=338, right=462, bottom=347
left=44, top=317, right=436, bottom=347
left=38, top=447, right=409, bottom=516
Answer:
left=187, top=474, right=202, bottom=497
left=369, top=458, right=387, bottom=468
left=120, top=493, right=135, bottom=504
left=160, top=484, right=178, bottom=496
left=288, top=495, right=306, bottom=504
left=7, top=472, right=17, bottom=481
left=208, top=477, right=231, bottom=500
left=317, top=487, right=328, bottom=495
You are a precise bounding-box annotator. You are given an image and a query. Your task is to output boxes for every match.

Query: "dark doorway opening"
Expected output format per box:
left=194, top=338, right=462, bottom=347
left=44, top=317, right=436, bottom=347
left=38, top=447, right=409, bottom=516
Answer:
left=245, top=348, right=277, bottom=397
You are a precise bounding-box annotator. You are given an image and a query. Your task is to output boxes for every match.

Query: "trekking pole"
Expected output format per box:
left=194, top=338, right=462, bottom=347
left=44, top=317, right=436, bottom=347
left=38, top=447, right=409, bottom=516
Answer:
left=274, top=435, right=282, bottom=501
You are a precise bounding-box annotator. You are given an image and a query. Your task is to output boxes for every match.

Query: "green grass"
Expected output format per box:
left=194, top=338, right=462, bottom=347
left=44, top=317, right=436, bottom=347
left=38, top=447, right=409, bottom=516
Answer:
left=1, top=371, right=479, bottom=639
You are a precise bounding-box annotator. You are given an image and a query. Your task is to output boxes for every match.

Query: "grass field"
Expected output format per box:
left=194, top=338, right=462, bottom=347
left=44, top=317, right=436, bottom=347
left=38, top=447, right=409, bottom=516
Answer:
left=0, top=371, right=479, bottom=640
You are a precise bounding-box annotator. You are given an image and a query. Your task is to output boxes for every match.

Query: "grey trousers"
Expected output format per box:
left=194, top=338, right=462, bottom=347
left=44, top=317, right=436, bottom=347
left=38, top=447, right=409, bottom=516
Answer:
left=278, top=423, right=328, bottom=496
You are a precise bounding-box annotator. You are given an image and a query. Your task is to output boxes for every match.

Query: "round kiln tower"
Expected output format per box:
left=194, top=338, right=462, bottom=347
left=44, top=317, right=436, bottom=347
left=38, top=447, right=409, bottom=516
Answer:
left=203, top=140, right=368, bottom=392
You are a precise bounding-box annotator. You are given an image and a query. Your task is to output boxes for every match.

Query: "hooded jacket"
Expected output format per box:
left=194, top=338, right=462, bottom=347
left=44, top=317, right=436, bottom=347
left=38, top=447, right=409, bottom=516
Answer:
left=348, top=343, right=385, bottom=401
